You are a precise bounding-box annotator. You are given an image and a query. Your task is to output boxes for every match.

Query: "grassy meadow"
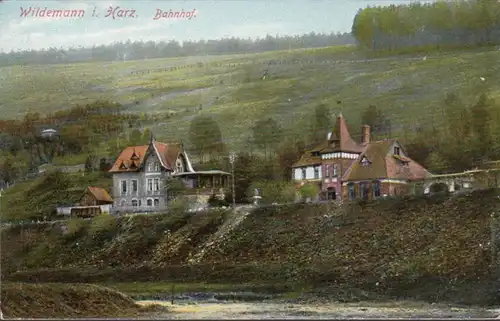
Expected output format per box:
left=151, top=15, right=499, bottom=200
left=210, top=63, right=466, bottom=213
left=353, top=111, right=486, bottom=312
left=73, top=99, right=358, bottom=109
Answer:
left=2, top=45, right=499, bottom=150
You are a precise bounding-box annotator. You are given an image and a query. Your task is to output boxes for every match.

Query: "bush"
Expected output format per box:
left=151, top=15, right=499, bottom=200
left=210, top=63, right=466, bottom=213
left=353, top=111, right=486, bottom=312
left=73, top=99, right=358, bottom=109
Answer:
left=64, top=217, right=88, bottom=240
left=247, top=181, right=296, bottom=204
left=87, top=214, right=118, bottom=243
left=169, top=197, right=189, bottom=214
left=208, top=194, right=230, bottom=208
left=165, top=178, right=186, bottom=200
left=298, top=183, right=319, bottom=201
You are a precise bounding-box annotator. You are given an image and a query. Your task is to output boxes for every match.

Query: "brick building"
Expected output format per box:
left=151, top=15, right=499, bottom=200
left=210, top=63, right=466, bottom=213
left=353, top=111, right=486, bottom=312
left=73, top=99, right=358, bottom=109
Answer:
left=292, top=114, right=431, bottom=201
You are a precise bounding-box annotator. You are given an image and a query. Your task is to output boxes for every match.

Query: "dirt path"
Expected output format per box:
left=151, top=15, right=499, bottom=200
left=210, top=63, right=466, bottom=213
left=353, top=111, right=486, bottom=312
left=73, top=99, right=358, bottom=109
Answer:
left=138, top=301, right=499, bottom=319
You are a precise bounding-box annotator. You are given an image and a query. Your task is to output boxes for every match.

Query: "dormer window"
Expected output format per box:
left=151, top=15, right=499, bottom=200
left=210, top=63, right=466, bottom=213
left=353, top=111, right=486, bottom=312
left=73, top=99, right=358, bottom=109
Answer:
left=311, top=151, right=320, bottom=157
left=394, top=147, right=400, bottom=155
left=154, top=162, right=160, bottom=172
left=175, top=158, right=184, bottom=173
left=130, top=150, right=139, bottom=161
left=119, top=161, right=127, bottom=170
left=360, top=157, right=370, bottom=167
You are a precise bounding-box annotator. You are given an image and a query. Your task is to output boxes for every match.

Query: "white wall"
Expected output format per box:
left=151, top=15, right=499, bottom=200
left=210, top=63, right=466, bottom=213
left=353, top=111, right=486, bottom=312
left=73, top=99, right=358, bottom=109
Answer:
left=294, top=168, right=301, bottom=180
left=293, top=166, right=322, bottom=180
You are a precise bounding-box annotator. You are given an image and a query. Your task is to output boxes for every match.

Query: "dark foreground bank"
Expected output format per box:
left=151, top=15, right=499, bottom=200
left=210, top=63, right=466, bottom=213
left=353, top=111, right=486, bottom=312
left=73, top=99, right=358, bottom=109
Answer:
left=0, top=282, right=167, bottom=318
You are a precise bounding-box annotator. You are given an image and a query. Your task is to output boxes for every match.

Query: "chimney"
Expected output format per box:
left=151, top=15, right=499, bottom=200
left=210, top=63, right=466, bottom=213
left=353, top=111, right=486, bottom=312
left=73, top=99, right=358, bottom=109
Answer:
left=361, top=125, right=370, bottom=144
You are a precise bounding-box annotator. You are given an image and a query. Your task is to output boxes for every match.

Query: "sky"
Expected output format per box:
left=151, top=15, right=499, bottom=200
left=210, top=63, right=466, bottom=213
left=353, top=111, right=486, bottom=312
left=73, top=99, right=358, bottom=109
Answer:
left=0, top=0, right=433, bottom=52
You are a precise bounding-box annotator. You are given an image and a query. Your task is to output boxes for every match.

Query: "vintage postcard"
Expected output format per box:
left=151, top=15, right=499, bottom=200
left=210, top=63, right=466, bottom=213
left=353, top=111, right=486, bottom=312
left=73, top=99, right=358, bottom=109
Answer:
left=1, top=0, right=499, bottom=319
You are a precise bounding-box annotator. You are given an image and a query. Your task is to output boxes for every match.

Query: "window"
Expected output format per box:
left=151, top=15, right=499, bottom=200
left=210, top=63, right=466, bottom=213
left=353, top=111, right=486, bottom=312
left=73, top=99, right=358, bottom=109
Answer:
left=147, top=179, right=153, bottom=191
left=147, top=199, right=153, bottom=206
left=325, top=165, right=330, bottom=177
left=132, top=180, right=138, bottom=194
left=154, top=162, right=160, bottom=172
left=121, top=180, right=127, bottom=195
left=372, top=181, right=381, bottom=198
left=348, top=183, right=355, bottom=200
left=147, top=161, right=153, bottom=172
left=175, top=158, right=184, bottom=173
left=332, top=164, right=338, bottom=177
left=314, top=166, right=319, bottom=179
left=301, top=168, right=306, bottom=179
left=360, top=157, right=370, bottom=166
left=360, top=183, right=369, bottom=200
left=154, top=199, right=159, bottom=206
left=120, top=199, right=126, bottom=207
left=394, top=146, right=400, bottom=155
left=154, top=178, right=160, bottom=191
left=132, top=199, right=138, bottom=207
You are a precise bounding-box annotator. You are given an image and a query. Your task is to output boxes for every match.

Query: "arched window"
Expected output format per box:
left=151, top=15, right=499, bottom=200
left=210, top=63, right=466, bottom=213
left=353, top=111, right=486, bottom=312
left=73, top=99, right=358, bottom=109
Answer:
left=147, top=199, right=153, bottom=206
left=132, top=199, right=138, bottom=207
left=175, top=157, right=184, bottom=173
left=120, top=199, right=126, bottom=207
left=154, top=199, right=159, bottom=206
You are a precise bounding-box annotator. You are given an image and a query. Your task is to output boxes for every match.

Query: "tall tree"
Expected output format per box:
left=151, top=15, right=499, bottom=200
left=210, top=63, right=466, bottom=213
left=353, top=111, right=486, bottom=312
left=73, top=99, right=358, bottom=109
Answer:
left=188, top=115, right=224, bottom=163
left=361, top=105, right=390, bottom=138
left=308, top=104, right=332, bottom=145
left=251, top=118, right=283, bottom=159
left=470, top=92, right=493, bottom=162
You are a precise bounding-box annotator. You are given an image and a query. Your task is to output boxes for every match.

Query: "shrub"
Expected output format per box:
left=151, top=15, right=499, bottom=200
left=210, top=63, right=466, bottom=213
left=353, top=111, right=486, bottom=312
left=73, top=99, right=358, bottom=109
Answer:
left=168, top=197, right=189, bottom=215
left=64, top=217, right=88, bottom=240
left=87, top=214, right=118, bottom=243
left=298, top=183, right=319, bottom=201
left=247, top=181, right=296, bottom=204
left=208, top=194, right=230, bottom=208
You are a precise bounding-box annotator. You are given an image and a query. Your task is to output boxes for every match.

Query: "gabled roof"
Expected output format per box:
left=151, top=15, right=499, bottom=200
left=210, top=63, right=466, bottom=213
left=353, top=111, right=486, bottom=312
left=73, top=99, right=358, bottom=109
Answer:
left=292, top=153, right=322, bottom=168
left=85, top=186, right=113, bottom=203
left=109, top=145, right=148, bottom=173
left=108, top=138, right=195, bottom=173
left=292, top=114, right=364, bottom=168
left=342, top=139, right=432, bottom=181
left=325, top=113, right=365, bottom=153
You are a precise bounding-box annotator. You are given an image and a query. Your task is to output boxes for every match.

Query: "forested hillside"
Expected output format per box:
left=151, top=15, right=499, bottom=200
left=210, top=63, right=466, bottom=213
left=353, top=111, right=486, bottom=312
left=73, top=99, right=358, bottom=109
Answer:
left=352, top=0, right=500, bottom=51
left=0, top=33, right=354, bottom=67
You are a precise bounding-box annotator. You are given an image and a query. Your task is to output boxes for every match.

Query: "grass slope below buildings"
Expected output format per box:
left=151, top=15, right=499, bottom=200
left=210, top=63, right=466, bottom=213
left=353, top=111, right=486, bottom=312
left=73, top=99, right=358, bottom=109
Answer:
left=0, top=171, right=112, bottom=221
left=2, top=188, right=500, bottom=306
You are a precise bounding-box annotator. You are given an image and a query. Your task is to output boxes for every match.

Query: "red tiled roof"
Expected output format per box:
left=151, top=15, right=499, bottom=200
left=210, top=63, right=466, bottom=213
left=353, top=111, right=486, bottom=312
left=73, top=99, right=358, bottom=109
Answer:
left=108, top=141, right=183, bottom=173
left=86, top=186, right=113, bottom=202
left=343, top=140, right=432, bottom=181
left=109, top=145, right=149, bottom=173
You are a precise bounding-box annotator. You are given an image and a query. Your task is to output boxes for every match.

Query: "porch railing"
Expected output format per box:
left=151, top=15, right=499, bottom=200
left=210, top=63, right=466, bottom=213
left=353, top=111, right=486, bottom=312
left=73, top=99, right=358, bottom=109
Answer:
left=183, top=187, right=228, bottom=195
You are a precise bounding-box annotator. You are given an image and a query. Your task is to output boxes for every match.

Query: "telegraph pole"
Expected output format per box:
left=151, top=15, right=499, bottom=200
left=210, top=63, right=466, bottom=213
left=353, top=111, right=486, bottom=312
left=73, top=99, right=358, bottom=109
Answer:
left=229, top=153, right=236, bottom=208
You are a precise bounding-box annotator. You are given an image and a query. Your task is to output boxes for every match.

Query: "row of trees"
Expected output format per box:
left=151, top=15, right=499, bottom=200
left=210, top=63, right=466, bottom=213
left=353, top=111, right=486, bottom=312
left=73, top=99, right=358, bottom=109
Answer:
left=0, top=33, right=355, bottom=67
left=404, top=91, right=500, bottom=174
left=352, top=0, right=500, bottom=51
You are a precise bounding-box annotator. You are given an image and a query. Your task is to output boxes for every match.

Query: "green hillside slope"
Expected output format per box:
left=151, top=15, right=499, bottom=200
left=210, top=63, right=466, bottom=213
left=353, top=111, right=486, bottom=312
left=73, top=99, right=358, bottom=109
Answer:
left=1, top=46, right=499, bottom=147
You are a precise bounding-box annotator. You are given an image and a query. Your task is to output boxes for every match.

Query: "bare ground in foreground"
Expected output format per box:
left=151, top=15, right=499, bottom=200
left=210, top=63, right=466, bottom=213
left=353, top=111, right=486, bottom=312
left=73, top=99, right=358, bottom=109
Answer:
left=138, top=300, right=500, bottom=319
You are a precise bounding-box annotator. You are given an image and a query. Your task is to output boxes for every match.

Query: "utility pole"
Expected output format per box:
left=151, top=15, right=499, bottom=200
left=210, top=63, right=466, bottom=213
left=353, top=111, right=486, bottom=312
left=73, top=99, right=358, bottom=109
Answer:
left=229, top=152, right=236, bottom=208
